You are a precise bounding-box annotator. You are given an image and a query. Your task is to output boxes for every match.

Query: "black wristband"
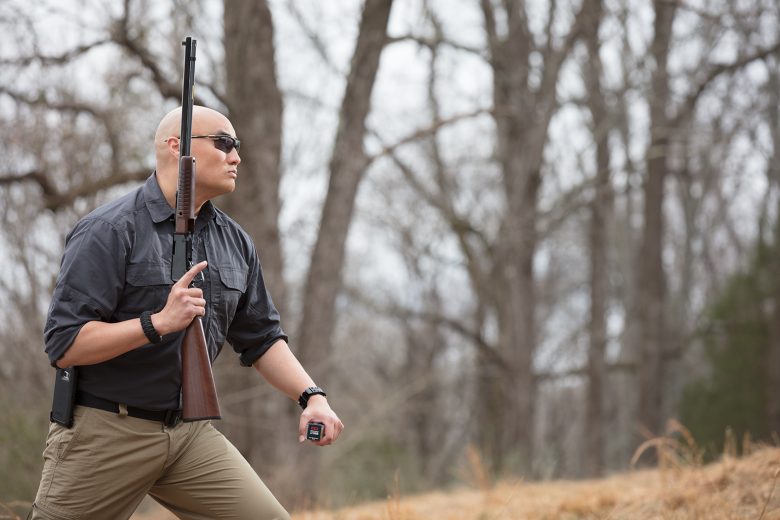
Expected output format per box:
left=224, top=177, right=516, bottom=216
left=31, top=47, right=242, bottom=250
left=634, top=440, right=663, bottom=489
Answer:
left=140, top=311, right=162, bottom=344
left=298, top=386, right=326, bottom=410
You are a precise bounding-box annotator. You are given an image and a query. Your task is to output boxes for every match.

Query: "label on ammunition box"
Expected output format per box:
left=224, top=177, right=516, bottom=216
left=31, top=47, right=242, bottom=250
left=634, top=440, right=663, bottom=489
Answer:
left=306, top=422, right=325, bottom=441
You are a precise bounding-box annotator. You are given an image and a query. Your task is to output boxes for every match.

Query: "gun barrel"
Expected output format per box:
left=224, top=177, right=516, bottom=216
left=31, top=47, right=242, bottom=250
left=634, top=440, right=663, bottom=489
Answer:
left=172, top=36, right=221, bottom=422
left=179, top=37, right=196, bottom=157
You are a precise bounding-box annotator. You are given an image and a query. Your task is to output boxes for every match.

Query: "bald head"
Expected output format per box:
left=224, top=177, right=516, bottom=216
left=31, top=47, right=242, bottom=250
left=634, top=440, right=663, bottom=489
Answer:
left=153, top=105, right=240, bottom=209
left=154, top=105, right=233, bottom=165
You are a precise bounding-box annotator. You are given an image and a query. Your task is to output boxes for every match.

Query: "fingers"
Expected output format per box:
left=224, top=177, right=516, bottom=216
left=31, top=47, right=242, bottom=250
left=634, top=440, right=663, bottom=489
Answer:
left=175, top=261, right=208, bottom=288
left=184, top=295, right=206, bottom=317
left=157, top=268, right=208, bottom=334
left=313, top=419, right=343, bottom=447
left=171, top=289, right=205, bottom=312
left=324, top=419, right=344, bottom=445
left=192, top=301, right=206, bottom=316
left=185, top=288, right=204, bottom=299
left=299, top=415, right=344, bottom=446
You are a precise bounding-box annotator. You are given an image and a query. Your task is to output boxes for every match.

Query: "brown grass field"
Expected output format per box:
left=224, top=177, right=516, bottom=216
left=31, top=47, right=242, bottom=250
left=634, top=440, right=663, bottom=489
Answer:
left=125, top=445, right=780, bottom=520
left=4, top=445, right=779, bottom=519
left=291, top=447, right=780, bottom=520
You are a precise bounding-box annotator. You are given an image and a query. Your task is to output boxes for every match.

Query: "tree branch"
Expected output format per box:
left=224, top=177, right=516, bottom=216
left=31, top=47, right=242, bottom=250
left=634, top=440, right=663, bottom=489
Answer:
left=0, top=168, right=150, bottom=211
left=344, top=282, right=509, bottom=372
left=0, top=170, right=56, bottom=198
left=0, top=38, right=112, bottom=67
left=672, top=40, right=780, bottom=128
left=0, top=85, right=102, bottom=118
left=110, top=17, right=180, bottom=100
left=386, top=34, right=485, bottom=58
left=285, top=1, right=343, bottom=75
left=365, top=108, right=491, bottom=167
left=535, top=360, right=637, bottom=382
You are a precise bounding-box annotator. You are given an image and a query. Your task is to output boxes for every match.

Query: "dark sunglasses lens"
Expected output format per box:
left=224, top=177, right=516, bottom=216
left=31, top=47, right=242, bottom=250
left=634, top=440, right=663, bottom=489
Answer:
left=214, top=136, right=239, bottom=153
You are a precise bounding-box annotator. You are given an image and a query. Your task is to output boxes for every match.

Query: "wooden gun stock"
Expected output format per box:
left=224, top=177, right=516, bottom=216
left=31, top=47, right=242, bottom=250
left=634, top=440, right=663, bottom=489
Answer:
left=181, top=317, right=221, bottom=421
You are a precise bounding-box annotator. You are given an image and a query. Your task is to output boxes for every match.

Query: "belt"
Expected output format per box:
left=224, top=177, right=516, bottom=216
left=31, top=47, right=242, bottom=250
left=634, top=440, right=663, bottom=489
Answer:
left=76, top=392, right=183, bottom=427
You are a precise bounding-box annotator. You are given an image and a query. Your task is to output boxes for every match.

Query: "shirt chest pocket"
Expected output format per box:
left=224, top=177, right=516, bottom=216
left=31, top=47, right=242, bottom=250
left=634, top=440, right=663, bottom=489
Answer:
left=118, top=263, right=172, bottom=318
left=214, top=266, right=248, bottom=328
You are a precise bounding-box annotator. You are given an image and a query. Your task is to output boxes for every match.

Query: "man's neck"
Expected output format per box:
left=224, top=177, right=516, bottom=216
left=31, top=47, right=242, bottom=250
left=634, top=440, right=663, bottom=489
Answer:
left=155, top=168, right=206, bottom=214
left=155, top=168, right=178, bottom=209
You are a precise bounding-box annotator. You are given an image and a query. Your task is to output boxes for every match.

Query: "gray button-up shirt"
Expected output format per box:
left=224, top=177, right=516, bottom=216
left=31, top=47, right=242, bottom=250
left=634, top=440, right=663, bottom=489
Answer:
left=44, top=173, right=287, bottom=410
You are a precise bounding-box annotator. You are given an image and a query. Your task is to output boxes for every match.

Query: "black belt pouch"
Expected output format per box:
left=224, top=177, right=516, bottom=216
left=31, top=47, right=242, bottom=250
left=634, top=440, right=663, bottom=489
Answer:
left=50, top=367, right=78, bottom=428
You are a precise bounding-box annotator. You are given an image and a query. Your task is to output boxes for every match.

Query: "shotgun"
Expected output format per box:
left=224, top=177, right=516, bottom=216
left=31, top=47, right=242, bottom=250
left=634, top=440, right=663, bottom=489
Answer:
left=172, top=36, right=221, bottom=421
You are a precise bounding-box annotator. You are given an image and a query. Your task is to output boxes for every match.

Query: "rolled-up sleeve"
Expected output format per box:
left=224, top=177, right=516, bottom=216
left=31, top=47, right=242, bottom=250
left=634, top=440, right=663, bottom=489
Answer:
left=44, top=218, right=126, bottom=366
left=227, top=246, right=287, bottom=367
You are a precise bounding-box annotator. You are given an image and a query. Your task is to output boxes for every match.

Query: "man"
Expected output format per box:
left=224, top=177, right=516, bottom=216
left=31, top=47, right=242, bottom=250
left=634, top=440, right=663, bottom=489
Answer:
left=31, top=106, right=343, bottom=520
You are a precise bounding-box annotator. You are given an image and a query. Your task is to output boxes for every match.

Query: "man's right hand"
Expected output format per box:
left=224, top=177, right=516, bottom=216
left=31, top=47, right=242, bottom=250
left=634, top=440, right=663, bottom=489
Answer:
left=152, top=261, right=208, bottom=336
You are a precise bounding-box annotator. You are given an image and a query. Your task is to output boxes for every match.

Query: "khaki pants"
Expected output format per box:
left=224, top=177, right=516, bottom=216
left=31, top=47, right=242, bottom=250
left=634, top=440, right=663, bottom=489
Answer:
left=30, top=405, right=290, bottom=520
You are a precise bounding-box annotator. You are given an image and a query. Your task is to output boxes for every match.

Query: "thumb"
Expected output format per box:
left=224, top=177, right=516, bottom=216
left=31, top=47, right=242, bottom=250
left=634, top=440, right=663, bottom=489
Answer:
left=176, top=261, right=207, bottom=287
left=298, top=415, right=308, bottom=443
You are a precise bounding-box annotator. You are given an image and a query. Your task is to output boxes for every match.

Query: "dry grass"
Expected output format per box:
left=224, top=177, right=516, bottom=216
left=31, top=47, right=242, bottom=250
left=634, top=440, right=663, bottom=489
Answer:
left=294, top=447, right=780, bottom=520
left=13, top=436, right=778, bottom=520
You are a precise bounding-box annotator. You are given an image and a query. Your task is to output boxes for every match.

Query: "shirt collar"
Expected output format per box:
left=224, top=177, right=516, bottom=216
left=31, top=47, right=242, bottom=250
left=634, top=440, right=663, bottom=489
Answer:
left=198, top=199, right=220, bottom=226
left=143, top=172, right=173, bottom=224
left=143, top=172, right=224, bottom=226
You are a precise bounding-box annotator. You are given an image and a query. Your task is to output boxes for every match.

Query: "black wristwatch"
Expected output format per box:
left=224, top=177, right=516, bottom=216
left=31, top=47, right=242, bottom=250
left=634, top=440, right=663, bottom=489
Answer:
left=140, top=311, right=162, bottom=344
left=298, top=386, right=326, bottom=409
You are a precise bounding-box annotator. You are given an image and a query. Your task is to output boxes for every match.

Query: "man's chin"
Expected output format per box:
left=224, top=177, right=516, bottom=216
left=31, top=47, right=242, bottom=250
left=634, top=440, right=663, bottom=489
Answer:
left=219, top=180, right=237, bottom=194
left=202, top=181, right=236, bottom=201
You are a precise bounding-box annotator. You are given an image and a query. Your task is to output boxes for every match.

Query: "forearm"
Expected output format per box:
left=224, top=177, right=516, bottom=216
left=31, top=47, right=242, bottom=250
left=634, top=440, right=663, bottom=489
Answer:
left=56, top=319, right=146, bottom=368
left=55, top=313, right=169, bottom=368
left=252, top=340, right=319, bottom=402
left=55, top=262, right=208, bottom=369
left=254, top=339, right=342, bottom=445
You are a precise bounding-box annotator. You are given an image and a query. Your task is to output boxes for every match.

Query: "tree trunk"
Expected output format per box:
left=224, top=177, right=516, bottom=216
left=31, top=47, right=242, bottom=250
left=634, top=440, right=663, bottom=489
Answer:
left=582, top=0, right=611, bottom=477
left=766, top=57, right=780, bottom=435
left=223, top=0, right=287, bottom=312
left=635, top=0, right=676, bottom=440
left=291, top=0, right=394, bottom=506
left=296, top=0, right=394, bottom=379
left=222, top=0, right=287, bottom=477
left=477, top=0, right=585, bottom=475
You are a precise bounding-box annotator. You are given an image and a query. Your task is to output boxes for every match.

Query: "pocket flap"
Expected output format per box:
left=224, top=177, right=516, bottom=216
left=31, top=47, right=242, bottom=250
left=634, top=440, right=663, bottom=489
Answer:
left=126, top=262, right=172, bottom=286
left=218, top=267, right=247, bottom=291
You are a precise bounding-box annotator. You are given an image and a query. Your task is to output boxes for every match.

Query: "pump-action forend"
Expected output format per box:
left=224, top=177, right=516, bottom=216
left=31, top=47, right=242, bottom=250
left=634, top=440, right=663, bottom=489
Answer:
left=172, top=36, right=197, bottom=281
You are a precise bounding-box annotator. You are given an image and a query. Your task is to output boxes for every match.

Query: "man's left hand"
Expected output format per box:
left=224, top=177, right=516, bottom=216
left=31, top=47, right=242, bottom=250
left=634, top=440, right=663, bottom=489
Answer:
left=298, top=396, right=343, bottom=446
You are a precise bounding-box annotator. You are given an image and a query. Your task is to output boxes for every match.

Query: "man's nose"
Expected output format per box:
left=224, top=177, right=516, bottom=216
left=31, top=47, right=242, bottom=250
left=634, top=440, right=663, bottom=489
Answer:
left=228, top=148, right=241, bottom=165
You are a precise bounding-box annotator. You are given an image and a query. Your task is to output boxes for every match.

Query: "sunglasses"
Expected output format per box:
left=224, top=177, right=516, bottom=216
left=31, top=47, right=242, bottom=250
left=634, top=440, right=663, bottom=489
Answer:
left=191, top=134, right=241, bottom=153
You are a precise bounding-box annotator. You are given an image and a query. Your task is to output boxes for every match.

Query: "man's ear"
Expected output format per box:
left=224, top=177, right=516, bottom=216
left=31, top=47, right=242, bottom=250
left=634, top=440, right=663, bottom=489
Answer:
left=165, top=137, right=180, bottom=158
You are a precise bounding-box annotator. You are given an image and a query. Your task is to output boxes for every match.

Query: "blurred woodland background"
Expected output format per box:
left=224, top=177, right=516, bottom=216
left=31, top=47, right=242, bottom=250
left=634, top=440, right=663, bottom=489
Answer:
left=1, top=0, right=780, bottom=513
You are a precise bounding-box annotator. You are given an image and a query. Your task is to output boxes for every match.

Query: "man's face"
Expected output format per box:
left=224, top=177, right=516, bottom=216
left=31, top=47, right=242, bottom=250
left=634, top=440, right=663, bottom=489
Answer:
left=189, top=112, right=241, bottom=201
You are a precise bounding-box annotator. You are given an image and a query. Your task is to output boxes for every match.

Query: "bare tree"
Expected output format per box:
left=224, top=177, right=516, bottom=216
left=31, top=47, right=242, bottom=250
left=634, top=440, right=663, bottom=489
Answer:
left=765, top=54, right=780, bottom=435
left=582, top=0, right=612, bottom=476
left=296, top=0, right=394, bottom=380
left=631, top=0, right=780, bottom=445
left=223, top=0, right=286, bottom=308
left=476, top=0, right=588, bottom=473
left=631, top=0, right=678, bottom=445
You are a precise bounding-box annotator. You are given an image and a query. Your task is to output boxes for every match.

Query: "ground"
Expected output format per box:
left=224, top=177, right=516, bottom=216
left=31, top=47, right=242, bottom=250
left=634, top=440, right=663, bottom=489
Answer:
left=126, top=446, right=780, bottom=520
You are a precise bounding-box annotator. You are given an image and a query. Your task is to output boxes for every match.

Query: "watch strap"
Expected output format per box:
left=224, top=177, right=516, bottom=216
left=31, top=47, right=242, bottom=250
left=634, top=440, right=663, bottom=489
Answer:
left=298, top=386, right=326, bottom=409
